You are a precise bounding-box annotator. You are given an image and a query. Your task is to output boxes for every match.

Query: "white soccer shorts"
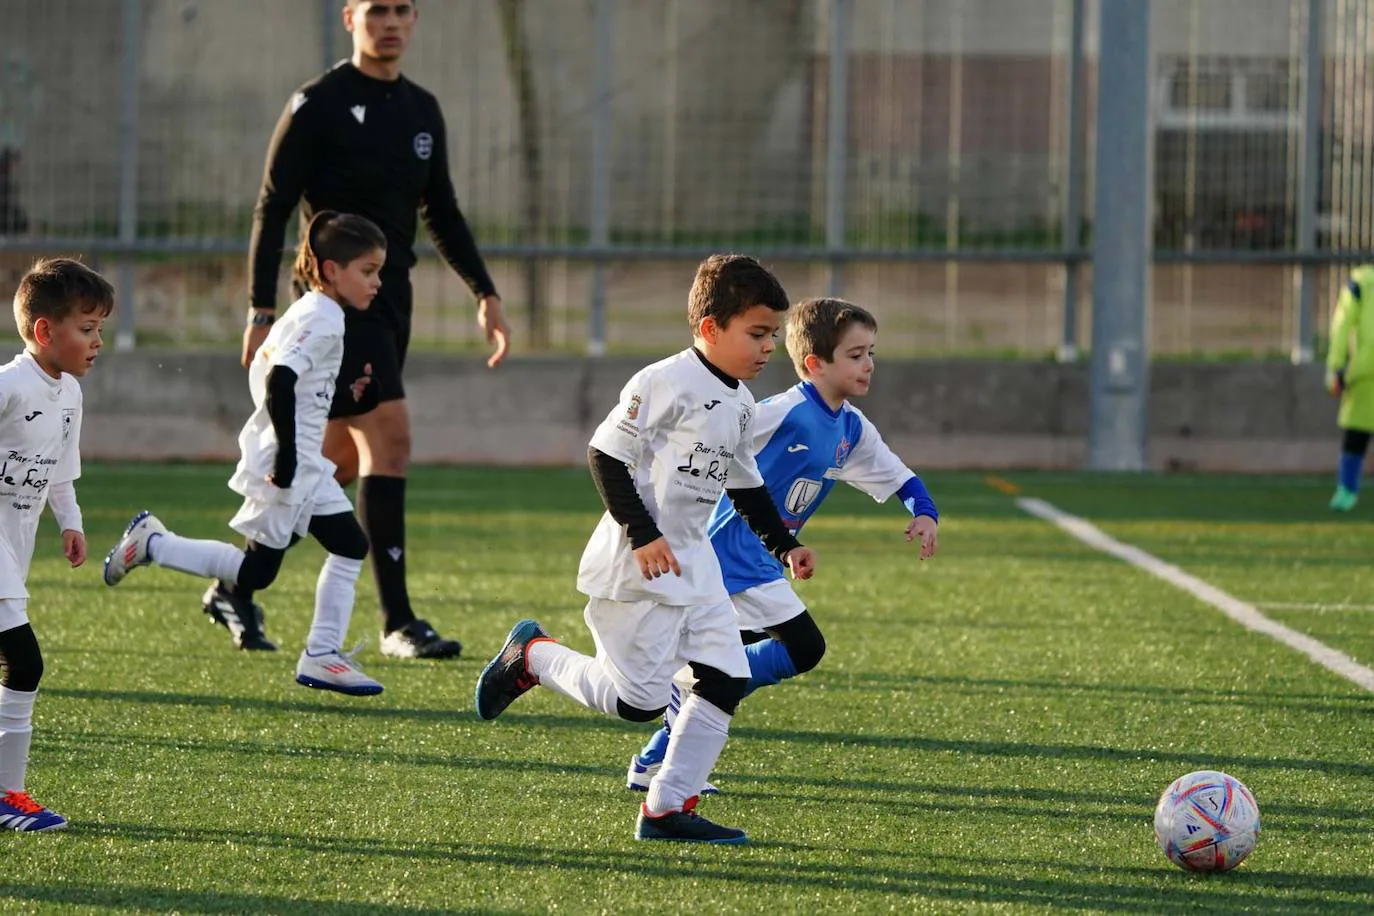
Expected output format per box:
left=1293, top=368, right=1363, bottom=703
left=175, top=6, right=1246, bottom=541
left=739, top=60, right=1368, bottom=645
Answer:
left=229, top=474, right=352, bottom=550
left=582, top=596, right=749, bottom=711
left=0, top=598, right=28, bottom=633
left=730, top=578, right=808, bottom=632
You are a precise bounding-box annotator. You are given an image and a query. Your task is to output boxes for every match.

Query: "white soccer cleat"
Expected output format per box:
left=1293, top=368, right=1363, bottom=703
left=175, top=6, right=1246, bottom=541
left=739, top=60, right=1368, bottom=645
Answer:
left=295, top=645, right=384, bottom=696
left=102, top=510, right=167, bottom=586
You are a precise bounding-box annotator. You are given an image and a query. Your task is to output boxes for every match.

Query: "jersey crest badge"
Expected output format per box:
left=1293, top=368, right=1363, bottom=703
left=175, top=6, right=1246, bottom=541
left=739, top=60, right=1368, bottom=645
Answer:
left=625, top=394, right=641, bottom=421
left=414, top=132, right=433, bottom=160
left=834, top=435, right=852, bottom=467
left=62, top=408, right=75, bottom=444
left=351, top=105, right=366, bottom=124
left=739, top=405, right=753, bottom=436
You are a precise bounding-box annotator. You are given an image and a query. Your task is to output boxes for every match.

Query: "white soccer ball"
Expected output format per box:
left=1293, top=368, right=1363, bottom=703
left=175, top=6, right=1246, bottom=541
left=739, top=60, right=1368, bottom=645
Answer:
left=1154, top=770, right=1260, bottom=872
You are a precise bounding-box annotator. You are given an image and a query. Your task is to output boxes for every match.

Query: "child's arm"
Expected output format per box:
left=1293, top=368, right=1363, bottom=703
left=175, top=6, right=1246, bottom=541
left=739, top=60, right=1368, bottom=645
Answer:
left=588, top=446, right=680, bottom=579
left=265, top=366, right=299, bottom=487
left=842, top=410, right=940, bottom=558
left=47, top=479, right=85, bottom=568
left=724, top=486, right=814, bottom=579
left=1327, top=278, right=1361, bottom=394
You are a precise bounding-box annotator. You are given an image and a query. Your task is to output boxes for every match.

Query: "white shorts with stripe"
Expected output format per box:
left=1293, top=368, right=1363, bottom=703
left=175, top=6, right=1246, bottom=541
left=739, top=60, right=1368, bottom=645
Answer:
left=583, top=596, right=749, bottom=711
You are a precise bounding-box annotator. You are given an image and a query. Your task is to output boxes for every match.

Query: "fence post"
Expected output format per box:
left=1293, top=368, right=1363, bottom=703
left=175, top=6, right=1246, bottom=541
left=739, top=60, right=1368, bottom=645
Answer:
left=587, top=0, right=613, bottom=357
left=114, top=0, right=141, bottom=352
left=825, top=0, right=850, bottom=296
left=1058, top=0, right=1087, bottom=363
left=1088, top=0, right=1152, bottom=471
left=1293, top=0, right=1324, bottom=364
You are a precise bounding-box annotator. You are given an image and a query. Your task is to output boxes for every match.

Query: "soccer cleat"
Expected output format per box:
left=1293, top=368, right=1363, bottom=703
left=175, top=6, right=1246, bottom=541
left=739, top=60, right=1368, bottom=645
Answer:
left=1329, top=485, right=1359, bottom=512
left=295, top=644, right=384, bottom=696
left=102, top=510, right=167, bottom=586
left=626, top=754, right=720, bottom=795
left=0, top=791, right=68, bottom=832
left=202, top=582, right=278, bottom=652
left=634, top=796, right=746, bottom=844
left=474, top=618, right=550, bottom=720
left=379, top=619, right=462, bottom=660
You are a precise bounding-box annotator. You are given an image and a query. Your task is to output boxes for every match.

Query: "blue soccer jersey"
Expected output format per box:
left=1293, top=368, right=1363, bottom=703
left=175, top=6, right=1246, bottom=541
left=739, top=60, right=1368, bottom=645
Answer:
left=709, top=381, right=937, bottom=594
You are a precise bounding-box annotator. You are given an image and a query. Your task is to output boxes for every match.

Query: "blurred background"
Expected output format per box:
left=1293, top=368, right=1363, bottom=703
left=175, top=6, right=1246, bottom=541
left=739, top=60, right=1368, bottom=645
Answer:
left=2, top=0, right=1372, bottom=361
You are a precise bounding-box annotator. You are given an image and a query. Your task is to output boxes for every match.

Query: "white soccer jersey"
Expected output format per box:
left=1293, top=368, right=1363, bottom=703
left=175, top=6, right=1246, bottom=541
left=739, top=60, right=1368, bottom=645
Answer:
left=0, top=352, right=83, bottom=598
left=578, top=349, right=765, bottom=605
left=228, top=292, right=344, bottom=509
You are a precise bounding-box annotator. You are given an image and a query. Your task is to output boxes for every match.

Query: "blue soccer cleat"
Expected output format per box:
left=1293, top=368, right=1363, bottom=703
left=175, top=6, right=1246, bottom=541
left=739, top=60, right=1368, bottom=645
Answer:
left=0, top=790, right=68, bottom=832
left=635, top=796, right=746, bottom=844
left=474, top=619, right=550, bottom=720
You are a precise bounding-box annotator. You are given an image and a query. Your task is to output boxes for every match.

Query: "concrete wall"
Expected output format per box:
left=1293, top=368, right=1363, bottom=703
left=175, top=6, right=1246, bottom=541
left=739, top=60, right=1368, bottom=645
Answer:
left=76, top=352, right=1338, bottom=472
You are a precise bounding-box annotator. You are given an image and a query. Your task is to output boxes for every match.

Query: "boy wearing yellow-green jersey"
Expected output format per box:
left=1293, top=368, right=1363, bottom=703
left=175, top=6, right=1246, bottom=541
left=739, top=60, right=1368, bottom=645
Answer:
left=1324, top=264, right=1374, bottom=510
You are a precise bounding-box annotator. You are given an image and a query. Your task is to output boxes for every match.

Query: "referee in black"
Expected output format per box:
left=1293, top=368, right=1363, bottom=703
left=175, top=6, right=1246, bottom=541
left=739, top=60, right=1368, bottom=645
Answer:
left=205, top=0, right=509, bottom=658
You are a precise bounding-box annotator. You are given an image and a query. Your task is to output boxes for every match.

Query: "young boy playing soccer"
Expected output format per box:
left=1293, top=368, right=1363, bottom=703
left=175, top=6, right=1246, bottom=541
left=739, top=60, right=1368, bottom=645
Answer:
left=626, top=297, right=939, bottom=793
left=0, top=257, right=113, bottom=831
left=103, top=212, right=384, bottom=696
left=475, top=254, right=816, bottom=844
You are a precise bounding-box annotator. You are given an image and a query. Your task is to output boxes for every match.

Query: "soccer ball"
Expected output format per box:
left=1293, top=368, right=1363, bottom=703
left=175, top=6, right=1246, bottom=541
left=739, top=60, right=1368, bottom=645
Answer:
left=1154, top=770, right=1260, bottom=872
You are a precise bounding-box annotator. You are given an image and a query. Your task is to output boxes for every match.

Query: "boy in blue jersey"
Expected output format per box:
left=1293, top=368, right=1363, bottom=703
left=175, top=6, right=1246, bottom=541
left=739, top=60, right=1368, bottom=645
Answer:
left=627, top=297, right=939, bottom=792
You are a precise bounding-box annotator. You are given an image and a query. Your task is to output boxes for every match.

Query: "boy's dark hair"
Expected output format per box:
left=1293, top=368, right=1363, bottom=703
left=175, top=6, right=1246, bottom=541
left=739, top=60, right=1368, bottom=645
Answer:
left=786, top=297, right=878, bottom=379
left=12, top=257, right=115, bottom=343
left=687, top=254, right=789, bottom=333
left=293, top=211, right=387, bottom=292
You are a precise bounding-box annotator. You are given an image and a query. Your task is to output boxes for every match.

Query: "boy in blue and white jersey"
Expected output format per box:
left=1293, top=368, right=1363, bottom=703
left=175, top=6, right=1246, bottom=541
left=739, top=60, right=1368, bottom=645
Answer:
left=628, top=297, right=939, bottom=791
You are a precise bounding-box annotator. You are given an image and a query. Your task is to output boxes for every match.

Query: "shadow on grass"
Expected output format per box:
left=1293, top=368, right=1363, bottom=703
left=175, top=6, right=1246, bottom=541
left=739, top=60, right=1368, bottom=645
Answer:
left=37, top=824, right=1374, bottom=914
left=0, top=881, right=509, bottom=915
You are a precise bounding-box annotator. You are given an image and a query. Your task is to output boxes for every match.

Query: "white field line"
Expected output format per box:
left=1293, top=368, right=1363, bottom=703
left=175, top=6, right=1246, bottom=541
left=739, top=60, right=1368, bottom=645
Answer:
left=1255, top=602, right=1374, bottom=612
left=1017, top=497, right=1374, bottom=694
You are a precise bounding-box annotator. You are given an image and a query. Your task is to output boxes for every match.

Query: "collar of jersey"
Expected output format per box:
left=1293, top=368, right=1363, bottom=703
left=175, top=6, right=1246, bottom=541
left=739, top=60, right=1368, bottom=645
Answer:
left=689, top=347, right=739, bottom=390
left=799, top=380, right=842, bottom=418
left=20, top=351, right=62, bottom=392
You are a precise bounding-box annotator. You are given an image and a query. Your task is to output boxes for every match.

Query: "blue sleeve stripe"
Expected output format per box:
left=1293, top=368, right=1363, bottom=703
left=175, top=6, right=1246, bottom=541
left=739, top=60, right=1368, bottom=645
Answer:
left=897, top=476, right=938, bottom=522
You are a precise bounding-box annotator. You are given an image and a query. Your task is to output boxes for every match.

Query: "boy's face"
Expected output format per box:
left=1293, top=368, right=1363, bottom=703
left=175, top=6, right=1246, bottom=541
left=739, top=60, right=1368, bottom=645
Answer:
left=809, top=322, right=876, bottom=398
left=699, top=304, right=783, bottom=380
left=34, top=310, right=105, bottom=378
left=325, top=248, right=386, bottom=311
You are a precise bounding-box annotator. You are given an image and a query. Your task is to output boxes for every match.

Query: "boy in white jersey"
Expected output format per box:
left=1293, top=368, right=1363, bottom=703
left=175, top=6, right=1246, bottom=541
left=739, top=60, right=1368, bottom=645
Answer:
left=0, top=258, right=112, bottom=832
left=475, top=254, right=816, bottom=844
left=103, top=212, right=386, bottom=696
left=627, top=297, right=940, bottom=793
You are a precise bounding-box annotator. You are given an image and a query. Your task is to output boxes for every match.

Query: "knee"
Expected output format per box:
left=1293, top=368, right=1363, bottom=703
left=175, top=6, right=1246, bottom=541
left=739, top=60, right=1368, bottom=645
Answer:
left=236, top=550, right=282, bottom=592
left=616, top=699, right=667, bottom=723
left=0, top=638, right=42, bottom=692
left=690, top=667, right=748, bottom=716
left=787, top=630, right=826, bottom=675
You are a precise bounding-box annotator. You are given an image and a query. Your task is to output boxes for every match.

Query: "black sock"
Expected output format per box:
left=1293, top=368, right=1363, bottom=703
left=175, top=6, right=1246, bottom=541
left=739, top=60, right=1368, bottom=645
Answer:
left=218, top=537, right=256, bottom=605
left=358, top=475, right=415, bottom=633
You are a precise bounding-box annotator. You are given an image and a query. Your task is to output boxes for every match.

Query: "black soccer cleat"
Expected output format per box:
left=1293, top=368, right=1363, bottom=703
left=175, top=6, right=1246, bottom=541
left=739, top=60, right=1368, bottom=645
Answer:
left=635, top=796, right=747, bottom=844
left=379, top=619, right=463, bottom=659
left=474, top=619, right=550, bottom=720
left=202, top=582, right=279, bottom=652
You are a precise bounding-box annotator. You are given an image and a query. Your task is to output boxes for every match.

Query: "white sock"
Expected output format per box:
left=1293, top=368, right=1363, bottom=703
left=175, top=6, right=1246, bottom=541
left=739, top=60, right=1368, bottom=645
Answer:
left=526, top=641, right=620, bottom=716
left=645, top=693, right=730, bottom=815
left=305, top=554, right=364, bottom=656
left=149, top=532, right=244, bottom=583
left=664, top=666, right=695, bottom=731
left=0, top=687, right=36, bottom=792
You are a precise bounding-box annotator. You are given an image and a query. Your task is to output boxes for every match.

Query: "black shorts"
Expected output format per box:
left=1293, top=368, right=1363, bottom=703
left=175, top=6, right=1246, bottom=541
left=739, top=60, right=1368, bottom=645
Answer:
left=327, top=277, right=413, bottom=420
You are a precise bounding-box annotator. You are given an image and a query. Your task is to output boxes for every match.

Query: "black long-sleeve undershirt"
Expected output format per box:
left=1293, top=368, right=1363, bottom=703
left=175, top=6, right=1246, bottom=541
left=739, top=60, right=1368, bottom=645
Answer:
left=265, top=366, right=298, bottom=487
left=587, top=447, right=803, bottom=562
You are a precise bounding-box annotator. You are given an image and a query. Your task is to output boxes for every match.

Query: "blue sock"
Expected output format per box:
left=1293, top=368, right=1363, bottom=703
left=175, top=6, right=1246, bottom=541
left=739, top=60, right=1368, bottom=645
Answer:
left=1340, top=451, right=1364, bottom=492
left=743, top=638, right=798, bottom=699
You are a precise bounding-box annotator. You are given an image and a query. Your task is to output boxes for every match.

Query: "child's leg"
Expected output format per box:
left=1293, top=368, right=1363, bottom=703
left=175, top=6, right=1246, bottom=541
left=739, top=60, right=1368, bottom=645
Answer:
left=645, top=661, right=747, bottom=816
left=744, top=610, right=826, bottom=698
left=146, top=529, right=244, bottom=583
left=1338, top=429, right=1371, bottom=493
left=303, top=512, right=369, bottom=656
left=0, top=617, right=40, bottom=793
left=526, top=641, right=622, bottom=716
